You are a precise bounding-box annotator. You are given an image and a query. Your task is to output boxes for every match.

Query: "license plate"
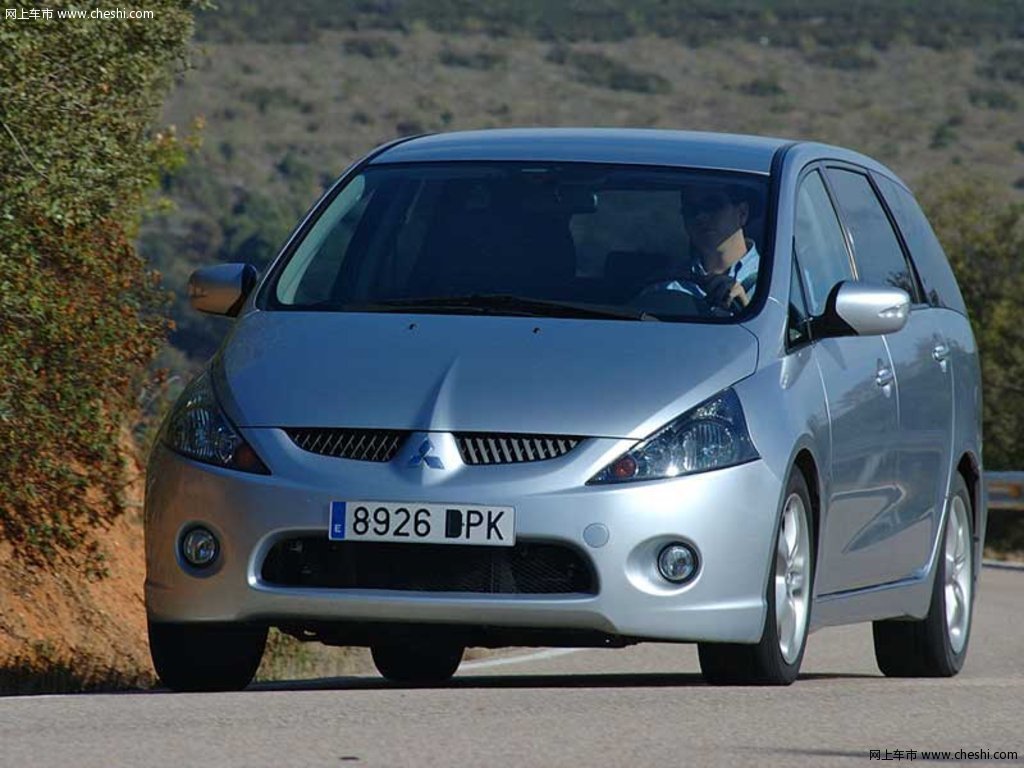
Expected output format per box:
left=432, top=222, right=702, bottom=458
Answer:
left=329, top=501, right=515, bottom=546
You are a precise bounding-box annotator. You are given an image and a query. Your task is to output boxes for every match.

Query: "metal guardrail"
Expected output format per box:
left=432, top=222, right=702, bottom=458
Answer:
left=987, top=472, right=1024, bottom=511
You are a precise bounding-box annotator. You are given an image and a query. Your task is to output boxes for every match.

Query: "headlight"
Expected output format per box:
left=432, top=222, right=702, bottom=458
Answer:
left=589, top=388, right=758, bottom=484
left=161, top=371, right=270, bottom=474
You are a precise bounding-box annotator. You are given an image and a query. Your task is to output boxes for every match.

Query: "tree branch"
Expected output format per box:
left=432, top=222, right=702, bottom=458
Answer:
left=1, top=119, right=48, bottom=177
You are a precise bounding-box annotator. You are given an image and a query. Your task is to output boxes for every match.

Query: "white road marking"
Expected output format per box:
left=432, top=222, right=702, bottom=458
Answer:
left=982, top=559, right=1024, bottom=571
left=459, top=647, right=582, bottom=671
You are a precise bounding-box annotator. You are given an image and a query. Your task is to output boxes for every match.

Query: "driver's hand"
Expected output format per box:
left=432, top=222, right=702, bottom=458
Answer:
left=701, top=273, right=749, bottom=309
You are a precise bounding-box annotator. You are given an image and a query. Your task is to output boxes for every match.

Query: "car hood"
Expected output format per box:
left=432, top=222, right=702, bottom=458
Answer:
left=216, top=311, right=759, bottom=440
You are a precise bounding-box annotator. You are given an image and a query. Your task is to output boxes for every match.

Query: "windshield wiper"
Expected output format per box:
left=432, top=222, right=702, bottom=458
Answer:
left=351, top=294, right=659, bottom=321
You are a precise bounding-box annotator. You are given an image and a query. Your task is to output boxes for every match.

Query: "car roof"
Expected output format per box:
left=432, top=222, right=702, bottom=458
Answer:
left=370, top=128, right=793, bottom=175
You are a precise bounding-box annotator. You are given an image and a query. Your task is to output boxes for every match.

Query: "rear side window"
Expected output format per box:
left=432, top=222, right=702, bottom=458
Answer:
left=825, top=168, right=920, bottom=301
left=874, top=175, right=967, bottom=315
left=793, top=171, right=854, bottom=315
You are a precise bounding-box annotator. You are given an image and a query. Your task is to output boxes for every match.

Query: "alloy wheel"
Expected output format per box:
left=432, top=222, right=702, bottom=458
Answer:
left=776, top=493, right=811, bottom=665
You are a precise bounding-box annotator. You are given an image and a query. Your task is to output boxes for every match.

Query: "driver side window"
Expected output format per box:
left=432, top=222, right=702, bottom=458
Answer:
left=794, top=170, right=854, bottom=315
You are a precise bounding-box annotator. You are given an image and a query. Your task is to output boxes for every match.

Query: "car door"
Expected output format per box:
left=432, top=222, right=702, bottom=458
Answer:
left=873, top=172, right=960, bottom=569
left=826, top=167, right=952, bottom=584
left=793, top=168, right=901, bottom=595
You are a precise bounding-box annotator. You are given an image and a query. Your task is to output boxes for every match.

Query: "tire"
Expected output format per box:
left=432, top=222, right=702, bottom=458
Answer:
left=873, top=473, right=974, bottom=678
left=371, top=641, right=464, bottom=684
left=699, top=468, right=815, bottom=686
left=148, top=621, right=267, bottom=692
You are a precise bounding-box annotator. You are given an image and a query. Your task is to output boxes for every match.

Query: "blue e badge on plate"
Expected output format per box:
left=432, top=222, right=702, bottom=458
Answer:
left=329, top=501, right=346, bottom=540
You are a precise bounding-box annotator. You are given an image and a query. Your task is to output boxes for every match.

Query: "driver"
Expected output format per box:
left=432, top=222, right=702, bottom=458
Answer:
left=645, top=182, right=760, bottom=312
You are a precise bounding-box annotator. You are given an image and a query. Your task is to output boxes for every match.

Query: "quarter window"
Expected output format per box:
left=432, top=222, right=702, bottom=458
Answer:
left=788, top=255, right=812, bottom=346
left=874, top=175, right=967, bottom=315
left=793, top=170, right=854, bottom=315
left=826, top=168, right=920, bottom=300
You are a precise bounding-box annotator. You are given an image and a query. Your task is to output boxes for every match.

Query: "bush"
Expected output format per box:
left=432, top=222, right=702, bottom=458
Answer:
left=0, top=2, right=201, bottom=558
left=930, top=119, right=959, bottom=150
left=548, top=47, right=670, bottom=94
left=978, top=46, right=1024, bottom=83
left=739, top=77, right=786, bottom=97
left=343, top=35, right=400, bottom=59
left=439, top=46, right=506, bottom=70
left=919, top=177, right=1024, bottom=471
left=968, top=87, right=1018, bottom=111
left=242, top=85, right=312, bottom=115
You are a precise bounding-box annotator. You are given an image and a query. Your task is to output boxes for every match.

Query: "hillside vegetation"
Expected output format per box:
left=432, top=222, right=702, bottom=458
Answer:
left=195, top=0, right=1024, bottom=50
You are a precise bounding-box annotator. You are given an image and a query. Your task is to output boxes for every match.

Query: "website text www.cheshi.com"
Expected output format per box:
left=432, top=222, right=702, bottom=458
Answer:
left=869, top=748, right=1019, bottom=761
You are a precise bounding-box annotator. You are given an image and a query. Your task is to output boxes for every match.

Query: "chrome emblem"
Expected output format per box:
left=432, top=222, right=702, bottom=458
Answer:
left=408, top=438, right=445, bottom=469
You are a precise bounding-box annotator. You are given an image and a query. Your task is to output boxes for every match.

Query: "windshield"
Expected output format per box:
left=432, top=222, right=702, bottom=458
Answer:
left=264, top=162, right=771, bottom=322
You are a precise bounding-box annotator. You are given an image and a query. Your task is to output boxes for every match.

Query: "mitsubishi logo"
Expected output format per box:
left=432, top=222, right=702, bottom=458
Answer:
left=408, top=438, right=445, bottom=469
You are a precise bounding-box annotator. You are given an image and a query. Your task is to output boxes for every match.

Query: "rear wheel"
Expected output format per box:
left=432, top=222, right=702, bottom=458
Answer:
left=873, top=473, right=974, bottom=677
left=371, top=641, right=464, bottom=684
left=149, top=621, right=267, bottom=692
left=699, top=468, right=814, bottom=685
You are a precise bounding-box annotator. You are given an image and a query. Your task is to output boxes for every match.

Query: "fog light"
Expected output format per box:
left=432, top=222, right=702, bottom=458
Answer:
left=657, top=543, right=698, bottom=583
left=181, top=527, right=219, bottom=568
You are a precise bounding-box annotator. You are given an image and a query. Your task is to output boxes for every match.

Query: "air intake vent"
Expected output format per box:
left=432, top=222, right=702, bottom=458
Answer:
left=261, top=538, right=597, bottom=595
left=285, top=428, right=408, bottom=462
left=455, top=433, right=582, bottom=465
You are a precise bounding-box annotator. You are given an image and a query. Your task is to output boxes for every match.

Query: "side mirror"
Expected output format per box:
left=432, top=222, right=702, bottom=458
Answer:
left=811, top=281, right=910, bottom=339
left=188, top=263, right=259, bottom=317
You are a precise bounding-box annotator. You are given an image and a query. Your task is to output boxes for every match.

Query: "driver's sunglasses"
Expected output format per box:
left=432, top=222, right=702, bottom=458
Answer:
left=681, top=195, right=732, bottom=218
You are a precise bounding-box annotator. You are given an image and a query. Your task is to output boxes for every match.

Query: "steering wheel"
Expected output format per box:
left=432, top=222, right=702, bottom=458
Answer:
left=627, top=279, right=709, bottom=317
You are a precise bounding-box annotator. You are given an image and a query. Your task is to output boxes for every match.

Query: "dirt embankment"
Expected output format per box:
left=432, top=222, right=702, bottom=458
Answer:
left=0, top=442, right=373, bottom=694
left=0, top=452, right=154, bottom=693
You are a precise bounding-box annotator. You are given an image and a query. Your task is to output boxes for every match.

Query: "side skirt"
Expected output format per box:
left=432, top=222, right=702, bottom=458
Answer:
left=810, top=494, right=950, bottom=630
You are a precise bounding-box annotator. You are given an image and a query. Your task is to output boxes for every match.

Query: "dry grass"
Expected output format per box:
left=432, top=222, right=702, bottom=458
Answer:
left=254, top=630, right=373, bottom=682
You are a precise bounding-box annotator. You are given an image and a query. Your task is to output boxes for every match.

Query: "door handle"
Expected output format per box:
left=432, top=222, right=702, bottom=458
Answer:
left=933, top=343, right=950, bottom=362
left=875, top=366, right=895, bottom=388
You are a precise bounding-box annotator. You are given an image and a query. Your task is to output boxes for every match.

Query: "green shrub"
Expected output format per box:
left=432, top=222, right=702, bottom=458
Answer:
left=739, top=77, right=786, bottom=97
left=550, top=47, right=671, bottom=94
left=968, top=87, right=1018, bottom=111
left=396, top=119, right=427, bottom=136
left=439, top=46, right=506, bottom=70
left=242, top=85, right=311, bottom=115
left=930, top=119, right=959, bottom=150
left=920, top=177, right=1024, bottom=471
left=343, top=35, right=400, bottom=59
left=0, top=1, right=202, bottom=559
left=978, top=46, right=1024, bottom=83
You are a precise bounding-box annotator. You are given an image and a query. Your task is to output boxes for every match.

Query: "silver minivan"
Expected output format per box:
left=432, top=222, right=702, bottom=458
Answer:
left=146, top=129, right=983, bottom=691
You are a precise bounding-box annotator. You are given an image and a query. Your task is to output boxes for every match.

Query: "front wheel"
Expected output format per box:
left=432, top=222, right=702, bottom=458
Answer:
left=873, top=473, right=974, bottom=677
left=699, top=468, right=815, bottom=685
left=149, top=621, right=267, bottom=692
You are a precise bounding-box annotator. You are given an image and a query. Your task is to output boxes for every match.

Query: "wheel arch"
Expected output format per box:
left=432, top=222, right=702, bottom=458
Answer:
left=793, top=448, right=822, bottom=549
left=955, top=450, right=984, bottom=581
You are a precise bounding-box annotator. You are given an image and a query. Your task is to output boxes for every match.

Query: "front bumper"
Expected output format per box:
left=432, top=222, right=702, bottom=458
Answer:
left=145, top=429, right=783, bottom=643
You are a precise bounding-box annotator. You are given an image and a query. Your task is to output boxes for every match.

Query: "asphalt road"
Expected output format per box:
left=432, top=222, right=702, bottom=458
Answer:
left=3, top=567, right=1023, bottom=768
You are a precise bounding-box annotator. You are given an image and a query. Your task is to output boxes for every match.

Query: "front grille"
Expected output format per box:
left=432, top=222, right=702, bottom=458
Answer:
left=455, top=433, right=582, bottom=465
left=261, top=537, right=597, bottom=595
left=285, top=428, right=408, bottom=462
